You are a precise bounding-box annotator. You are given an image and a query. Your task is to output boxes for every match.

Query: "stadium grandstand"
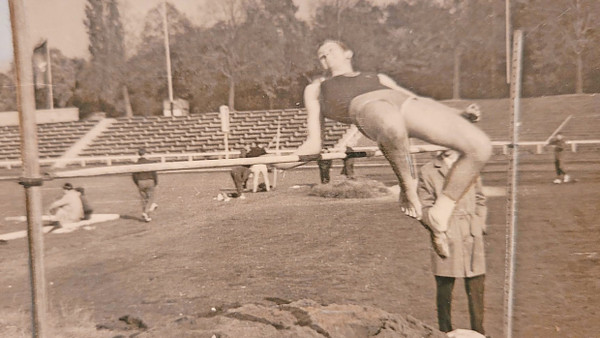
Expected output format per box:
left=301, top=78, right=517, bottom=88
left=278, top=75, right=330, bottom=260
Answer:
left=0, top=94, right=598, bottom=170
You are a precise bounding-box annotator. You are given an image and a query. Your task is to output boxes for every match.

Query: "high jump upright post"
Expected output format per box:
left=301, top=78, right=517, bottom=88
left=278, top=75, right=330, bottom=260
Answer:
left=9, top=0, right=48, bottom=336
left=273, top=115, right=282, bottom=188
left=505, top=0, right=512, bottom=83
left=504, top=29, right=523, bottom=338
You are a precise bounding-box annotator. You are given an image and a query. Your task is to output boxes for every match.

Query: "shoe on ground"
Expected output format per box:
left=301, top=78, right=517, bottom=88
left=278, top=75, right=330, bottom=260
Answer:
left=431, top=232, right=450, bottom=259
left=563, top=175, right=570, bottom=183
left=553, top=178, right=562, bottom=184
left=238, top=194, right=246, bottom=200
left=149, top=203, right=158, bottom=211
left=142, top=213, right=152, bottom=222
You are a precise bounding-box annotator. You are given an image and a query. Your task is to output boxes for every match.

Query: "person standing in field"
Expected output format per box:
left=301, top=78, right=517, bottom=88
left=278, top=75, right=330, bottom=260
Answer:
left=418, top=149, right=488, bottom=335
left=547, top=133, right=570, bottom=184
left=132, top=148, right=158, bottom=222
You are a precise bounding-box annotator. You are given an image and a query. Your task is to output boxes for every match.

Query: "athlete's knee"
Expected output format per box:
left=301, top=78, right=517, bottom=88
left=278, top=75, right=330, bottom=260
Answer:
left=461, top=131, right=492, bottom=164
left=473, top=135, right=492, bottom=163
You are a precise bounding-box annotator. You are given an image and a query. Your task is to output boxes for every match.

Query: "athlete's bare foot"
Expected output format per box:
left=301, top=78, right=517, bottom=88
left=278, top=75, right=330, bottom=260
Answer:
left=400, top=190, right=422, bottom=220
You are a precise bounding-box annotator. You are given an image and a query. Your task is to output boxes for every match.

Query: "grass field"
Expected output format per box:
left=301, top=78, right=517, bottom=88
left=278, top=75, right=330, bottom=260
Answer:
left=0, top=155, right=599, bottom=337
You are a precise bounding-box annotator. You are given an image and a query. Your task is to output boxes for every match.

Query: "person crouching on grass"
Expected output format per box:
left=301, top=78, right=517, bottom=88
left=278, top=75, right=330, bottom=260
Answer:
left=285, top=39, right=491, bottom=257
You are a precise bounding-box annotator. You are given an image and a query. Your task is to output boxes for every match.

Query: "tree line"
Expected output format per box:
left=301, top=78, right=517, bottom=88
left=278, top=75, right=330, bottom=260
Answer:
left=1, top=0, right=598, bottom=118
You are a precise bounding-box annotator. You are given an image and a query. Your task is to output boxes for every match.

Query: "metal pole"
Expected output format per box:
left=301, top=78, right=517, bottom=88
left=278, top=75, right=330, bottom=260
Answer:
left=505, top=0, right=512, bottom=84
left=45, top=40, right=53, bottom=110
left=224, top=132, right=229, bottom=159
left=9, top=0, right=48, bottom=337
left=544, top=115, right=573, bottom=145
left=273, top=116, right=282, bottom=188
left=503, top=29, right=523, bottom=338
left=162, top=1, right=174, bottom=115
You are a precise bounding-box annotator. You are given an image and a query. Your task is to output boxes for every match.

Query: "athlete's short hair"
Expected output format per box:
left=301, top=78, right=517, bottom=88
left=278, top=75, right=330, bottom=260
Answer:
left=319, top=39, right=351, bottom=52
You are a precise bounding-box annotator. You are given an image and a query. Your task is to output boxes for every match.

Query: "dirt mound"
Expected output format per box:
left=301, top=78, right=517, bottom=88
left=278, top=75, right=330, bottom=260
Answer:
left=106, top=299, right=445, bottom=337
left=309, top=178, right=393, bottom=199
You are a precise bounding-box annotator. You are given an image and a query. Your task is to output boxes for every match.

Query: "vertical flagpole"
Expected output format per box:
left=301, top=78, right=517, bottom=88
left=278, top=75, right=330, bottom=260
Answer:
left=9, top=0, right=48, bottom=337
left=162, top=1, right=174, bottom=115
left=45, top=40, right=53, bottom=110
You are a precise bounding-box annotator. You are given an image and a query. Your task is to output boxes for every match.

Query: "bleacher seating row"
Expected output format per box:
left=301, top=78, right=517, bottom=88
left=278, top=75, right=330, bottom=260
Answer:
left=80, top=109, right=349, bottom=157
left=0, top=95, right=598, bottom=163
left=0, top=121, right=97, bottom=160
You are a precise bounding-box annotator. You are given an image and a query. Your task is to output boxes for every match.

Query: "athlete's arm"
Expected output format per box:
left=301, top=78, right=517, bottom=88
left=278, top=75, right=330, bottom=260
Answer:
left=377, top=74, right=416, bottom=97
left=274, top=80, right=324, bottom=169
left=296, top=80, right=323, bottom=155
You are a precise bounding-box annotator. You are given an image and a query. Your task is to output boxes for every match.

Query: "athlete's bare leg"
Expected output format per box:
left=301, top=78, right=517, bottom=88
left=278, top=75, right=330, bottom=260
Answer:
left=403, top=97, right=492, bottom=233
left=352, top=100, right=422, bottom=220
left=403, top=97, right=492, bottom=201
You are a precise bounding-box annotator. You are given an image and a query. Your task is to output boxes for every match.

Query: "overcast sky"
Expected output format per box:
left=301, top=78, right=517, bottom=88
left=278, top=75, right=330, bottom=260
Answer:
left=0, top=0, right=397, bottom=73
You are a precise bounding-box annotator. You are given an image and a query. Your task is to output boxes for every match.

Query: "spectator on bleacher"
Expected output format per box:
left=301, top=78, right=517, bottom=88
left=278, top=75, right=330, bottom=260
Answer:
left=132, top=148, right=158, bottom=222
left=75, top=187, right=93, bottom=220
left=547, top=133, right=570, bottom=184
left=290, top=39, right=490, bottom=249
left=48, top=183, right=84, bottom=227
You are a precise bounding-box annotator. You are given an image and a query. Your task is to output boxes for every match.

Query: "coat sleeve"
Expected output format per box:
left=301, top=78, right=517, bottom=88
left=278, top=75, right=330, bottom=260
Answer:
left=474, top=177, right=488, bottom=233
left=417, top=167, right=437, bottom=231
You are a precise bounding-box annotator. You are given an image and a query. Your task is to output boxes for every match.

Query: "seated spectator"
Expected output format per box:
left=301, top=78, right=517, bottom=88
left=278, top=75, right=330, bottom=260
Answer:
left=230, top=143, right=269, bottom=198
left=75, top=187, right=94, bottom=220
left=250, top=164, right=270, bottom=193
left=48, top=183, right=84, bottom=227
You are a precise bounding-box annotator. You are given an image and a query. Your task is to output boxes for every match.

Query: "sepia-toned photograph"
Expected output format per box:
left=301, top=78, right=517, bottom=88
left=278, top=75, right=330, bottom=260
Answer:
left=0, top=0, right=598, bottom=337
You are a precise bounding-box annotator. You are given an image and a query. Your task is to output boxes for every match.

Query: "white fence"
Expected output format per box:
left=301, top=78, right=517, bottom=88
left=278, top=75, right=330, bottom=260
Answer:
left=0, top=140, right=598, bottom=170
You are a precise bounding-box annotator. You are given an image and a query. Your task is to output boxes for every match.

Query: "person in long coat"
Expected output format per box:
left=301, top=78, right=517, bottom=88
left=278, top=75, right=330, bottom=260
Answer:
left=418, top=149, right=487, bottom=335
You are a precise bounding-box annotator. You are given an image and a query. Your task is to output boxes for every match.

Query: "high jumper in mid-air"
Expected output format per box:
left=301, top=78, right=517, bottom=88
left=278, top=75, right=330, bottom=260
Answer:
left=291, top=39, right=491, bottom=257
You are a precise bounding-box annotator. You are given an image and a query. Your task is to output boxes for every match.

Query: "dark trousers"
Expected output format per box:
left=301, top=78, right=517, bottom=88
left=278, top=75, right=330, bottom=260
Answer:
left=318, top=159, right=332, bottom=184
left=555, top=159, right=565, bottom=176
left=231, top=166, right=251, bottom=195
left=341, top=157, right=355, bottom=178
left=435, top=274, right=485, bottom=334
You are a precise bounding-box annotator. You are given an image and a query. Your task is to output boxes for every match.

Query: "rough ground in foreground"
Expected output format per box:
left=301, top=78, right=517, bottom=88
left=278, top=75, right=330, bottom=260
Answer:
left=309, top=177, right=393, bottom=199
left=99, top=299, right=446, bottom=338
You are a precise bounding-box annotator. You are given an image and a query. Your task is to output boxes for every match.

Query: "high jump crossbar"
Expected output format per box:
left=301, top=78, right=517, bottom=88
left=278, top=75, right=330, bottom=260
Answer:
left=44, top=151, right=383, bottom=179
left=23, top=144, right=449, bottom=180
